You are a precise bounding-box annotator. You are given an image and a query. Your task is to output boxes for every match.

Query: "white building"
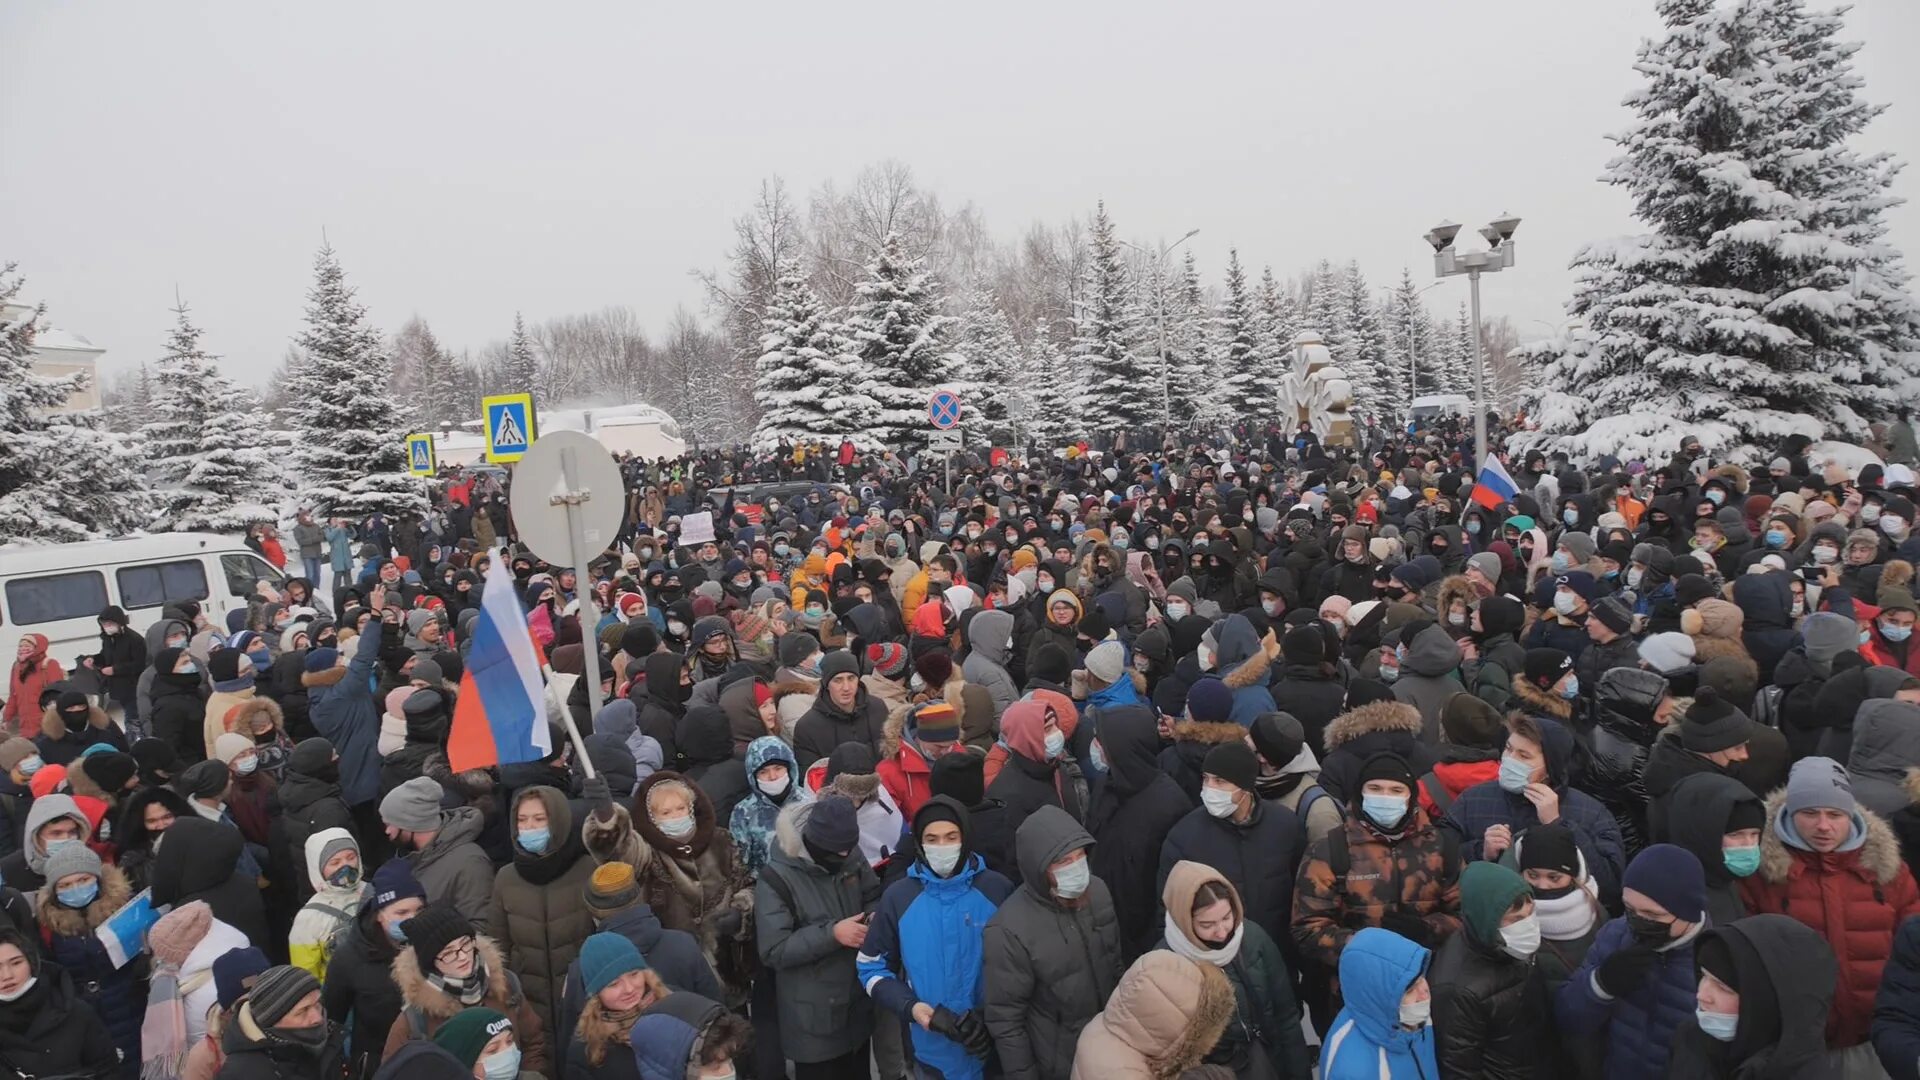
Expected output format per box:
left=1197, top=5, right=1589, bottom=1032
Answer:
left=2, top=299, right=105, bottom=412
left=432, top=401, right=687, bottom=466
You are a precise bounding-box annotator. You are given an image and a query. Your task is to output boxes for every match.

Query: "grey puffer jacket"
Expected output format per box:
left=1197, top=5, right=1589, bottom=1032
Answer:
left=753, top=799, right=884, bottom=1065
left=407, top=804, right=496, bottom=924
left=963, top=609, right=1020, bottom=723
left=1391, top=622, right=1465, bottom=742
left=982, top=806, right=1123, bottom=1080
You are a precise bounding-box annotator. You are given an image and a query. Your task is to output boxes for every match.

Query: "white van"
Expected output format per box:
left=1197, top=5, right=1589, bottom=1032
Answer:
left=0, top=533, right=287, bottom=666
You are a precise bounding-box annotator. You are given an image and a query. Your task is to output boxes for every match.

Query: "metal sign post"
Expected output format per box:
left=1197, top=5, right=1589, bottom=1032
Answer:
left=928, top=391, right=962, bottom=498
left=507, top=430, right=624, bottom=777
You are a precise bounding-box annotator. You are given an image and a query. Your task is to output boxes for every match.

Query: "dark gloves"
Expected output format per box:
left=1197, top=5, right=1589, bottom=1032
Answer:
left=582, top=775, right=614, bottom=819
left=954, top=1009, right=994, bottom=1058
left=1379, top=910, right=1432, bottom=947
left=1596, top=945, right=1658, bottom=997
left=929, top=1005, right=967, bottom=1044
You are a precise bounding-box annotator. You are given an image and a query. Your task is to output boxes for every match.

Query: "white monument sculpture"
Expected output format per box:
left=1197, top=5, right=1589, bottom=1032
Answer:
left=1275, top=330, right=1354, bottom=446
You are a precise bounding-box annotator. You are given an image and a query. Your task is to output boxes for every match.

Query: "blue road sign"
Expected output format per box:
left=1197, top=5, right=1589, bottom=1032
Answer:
left=928, top=390, right=962, bottom=430
left=483, top=393, right=536, bottom=463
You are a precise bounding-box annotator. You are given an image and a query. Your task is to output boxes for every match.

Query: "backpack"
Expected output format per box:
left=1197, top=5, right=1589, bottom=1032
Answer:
left=1296, top=784, right=1341, bottom=828
left=1750, top=685, right=1785, bottom=729
left=1418, top=770, right=1454, bottom=815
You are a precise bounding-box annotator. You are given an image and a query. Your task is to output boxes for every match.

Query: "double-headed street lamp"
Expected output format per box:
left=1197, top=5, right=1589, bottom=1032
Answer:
left=1426, top=213, right=1521, bottom=470
left=1122, top=229, right=1200, bottom=430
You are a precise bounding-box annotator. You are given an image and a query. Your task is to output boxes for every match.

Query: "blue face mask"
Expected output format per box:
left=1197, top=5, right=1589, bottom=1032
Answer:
left=1723, top=845, right=1761, bottom=877
left=1561, top=675, right=1581, bottom=701
left=1696, top=1007, right=1738, bottom=1042
left=1562, top=509, right=1579, bottom=527
left=247, top=648, right=271, bottom=669
left=385, top=920, right=408, bottom=943
left=518, top=828, right=550, bottom=854
left=1764, top=530, right=1789, bottom=549
left=56, top=881, right=98, bottom=909
left=1883, top=622, right=1913, bottom=643
left=1362, top=794, right=1408, bottom=830
left=1498, top=754, right=1535, bottom=793
left=1550, top=552, right=1571, bottom=573
left=482, top=1046, right=521, bottom=1080
left=1465, top=520, right=1481, bottom=535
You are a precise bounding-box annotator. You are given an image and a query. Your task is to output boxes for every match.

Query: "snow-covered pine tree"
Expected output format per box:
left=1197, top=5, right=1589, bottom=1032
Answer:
left=1340, top=262, right=1389, bottom=415
left=752, top=273, right=872, bottom=449
left=292, top=244, right=426, bottom=519
left=1451, top=302, right=1478, bottom=400
left=1383, top=268, right=1436, bottom=406
left=1167, top=251, right=1214, bottom=427
left=1254, top=267, right=1297, bottom=415
left=843, top=232, right=960, bottom=454
left=143, top=302, right=219, bottom=485
left=145, top=300, right=282, bottom=531
left=1215, top=249, right=1265, bottom=421
left=1305, top=260, right=1350, bottom=368
left=1073, top=203, right=1154, bottom=430
left=1018, top=319, right=1075, bottom=449
left=954, top=288, right=1021, bottom=445
left=0, top=265, right=152, bottom=542
left=418, top=334, right=469, bottom=432
left=501, top=313, right=540, bottom=401
left=1523, top=0, right=1920, bottom=462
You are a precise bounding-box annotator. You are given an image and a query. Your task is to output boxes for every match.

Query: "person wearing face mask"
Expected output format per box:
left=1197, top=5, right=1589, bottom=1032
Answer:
left=1669, top=915, right=1838, bottom=1080
left=113, top=783, right=191, bottom=894
left=33, top=840, right=141, bottom=1077
left=1155, top=743, right=1300, bottom=957
left=323, top=862, right=425, bottom=1080
left=488, top=786, right=596, bottom=1043
left=37, top=690, right=126, bottom=768
left=857, top=797, right=1009, bottom=1080
left=1739, top=758, right=1920, bottom=1069
left=1427, top=861, right=1545, bottom=1079
left=431, top=1007, right=540, bottom=1080
left=1862, top=584, right=1920, bottom=677
left=631, top=652, right=689, bottom=777
left=1663, top=774, right=1765, bottom=931
left=1294, top=752, right=1463, bottom=977
left=1557, top=844, right=1708, bottom=1079
left=379, top=776, right=495, bottom=926
left=1525, top=572, right=1597, bottom=658
left=986, top=699, right=1087, bottom=831
left=0, top=925, right=123, bottom=1080
left=289, top=829, right=368, bottom=981
left=0, top=794, right=94, bottom=894
left=1317, top=926, right=1439, bottom=1080
left=383, top=904, right=549, bottom=1073
left=88, top=604, right=147, bottom=732
left=727, top=736, right=808, bottom=876
left=755, top=795, right=884, bottom=1079
left=1511, top=825, right=1605, bottom=1009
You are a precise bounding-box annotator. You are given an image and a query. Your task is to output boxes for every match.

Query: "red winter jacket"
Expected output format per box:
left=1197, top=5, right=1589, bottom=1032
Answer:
left=1419, top=758, right=1500, bottom=819
left=876, top=740, right=933, bottom=822
left=1740, top=791, right=1920, bottom=1048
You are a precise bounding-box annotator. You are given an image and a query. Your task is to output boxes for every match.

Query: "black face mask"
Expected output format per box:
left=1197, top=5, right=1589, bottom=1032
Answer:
left=1627, top=912, right=1673, bottom=946
left=803, top=837, right=847, bottom=874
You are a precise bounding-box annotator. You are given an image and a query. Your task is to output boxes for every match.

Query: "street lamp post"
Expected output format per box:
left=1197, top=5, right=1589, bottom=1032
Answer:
left=1122, top=230, right=1200, bottom=432
left=1426, top=214, right=1520, bottom=469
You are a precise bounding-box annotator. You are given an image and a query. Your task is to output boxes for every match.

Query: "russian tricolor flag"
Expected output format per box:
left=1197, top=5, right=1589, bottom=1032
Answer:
left=448, top=559, right=551, bottom=772
left=1470, top=455, right=1521, bottom=511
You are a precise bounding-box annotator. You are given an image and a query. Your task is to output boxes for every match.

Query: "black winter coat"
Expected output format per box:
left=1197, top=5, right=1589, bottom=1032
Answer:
left=1266, top=661, right=1350, bottom=756
left=323, top=906, right=406, bottom=1080
left=1084, top=705, right=1192, bottom=961
left=215, top=1006, right=347, bottom=1080
left=148, top=672, right=208, bottom=766
left=279, top=770, right=354, bottom=895
left=1157, top=799, right=1305, bottom=952
left=0, top=965, right=119, bottom=1080
left=986, top=749, right=1085, bottom=841
left=146, top=817, right=271, bottom=948
left=1431, top=930, right=1545, bottom=1079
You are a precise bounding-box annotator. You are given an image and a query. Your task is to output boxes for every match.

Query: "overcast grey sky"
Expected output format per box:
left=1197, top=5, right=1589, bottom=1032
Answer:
left=4, top=0, right=1918, bottom=384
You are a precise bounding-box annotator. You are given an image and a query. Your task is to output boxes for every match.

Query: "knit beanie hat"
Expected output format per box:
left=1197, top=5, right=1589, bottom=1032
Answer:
left=1637, top=632, right=1697, bottom=674
left=1029, top=643, right=1075, bottom=686
left=1201, top=743, right=1259, bottom=795
left=909, top=702, right=960, bottom=745
left=1523, top=648, right=1573, bottom=689
left=380, top=776, right=446, bottom=833
left=303, top=648, right=339, bottom=673
left=804, top=795, right=861, bottom=853
left=432, top=1007, right=513, bottom=1070
left=577, top=932, right=647, bottom=997
left=1467, top=551, right=1502, bottom=583
left=1801, top=612, right=1859, bottom=664
left=1281, top=624, right=1325, bottom=667
left=1783, top=756, right=1856, bottom=817
left=1249, top=712, right=1305, bottom=769
left=1084, top=640, right=1127, bottom=686
left=176, top=759, right=231, bottom=800
left=1460, top=861, right=1532, bottom=947
left=403, top=903, right=473, bottom=970
left=1440, top=692, right=1506, bottom=749
left=930, top=751, right=986, bottom=806
left=248, top=966, right=321, bottom=1028
left=585, top=862, right=642, bottom=916
left=1358, top=751, right=1415, bottom=792
left=1185, top=677, right=1234, bottom=725
left=411, top=658, right=446, bottom=689
left=1674, top=574, right=1716, bottom=608
left=213, top=946, right=270, bottom=1011
left=44, top=841, right=101, bottom=886
left=1623, top=844, right=1706, bottom=923
left=148, top=902, right=213, bottom=967
left=913, top=652, right=954, bottom=689
left=213, top=733, right=254, bottom=767
left=1726, top=797, right=1767, bottom=834
left=867, top=642, right=909, bottom=679
left=1590, top=596, right=1633, bottom=635
left=369, top=860, right=428, bottom=914
left=208, top=652, right=242, bottom=685
left=1517, top=822, right=1581, bottom=878
left=778, top=634, right=817, bottom=668
left=81, top=751, right=137, bottom=794
left=1680, top=686, right=1752, bottom=753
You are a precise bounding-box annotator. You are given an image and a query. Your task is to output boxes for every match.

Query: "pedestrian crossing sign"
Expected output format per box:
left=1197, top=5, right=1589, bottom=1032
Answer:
left=405, top=433, right=437, bottom=476
left=482, top=393, right=537, bottom=463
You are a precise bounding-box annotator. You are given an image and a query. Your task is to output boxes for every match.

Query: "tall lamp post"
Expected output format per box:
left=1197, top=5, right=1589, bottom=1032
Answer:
left=1426, top=213, right=1521, bottom=469
left=1122, top=229, right=1200, bottom=431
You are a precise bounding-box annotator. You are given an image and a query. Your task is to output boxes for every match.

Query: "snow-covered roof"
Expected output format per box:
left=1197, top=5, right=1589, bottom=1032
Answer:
left=31, top=327, right=104, bottom=357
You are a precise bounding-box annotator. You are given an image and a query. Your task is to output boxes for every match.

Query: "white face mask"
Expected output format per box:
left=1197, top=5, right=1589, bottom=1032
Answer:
left=1043, top=730, right=1066, bottom=759
left=0, top=976, right=36, bottom=1003
left=1165, top=601, right=1190, bottom=621
left=1554, top=591, right=1580, bottom=616
left=1200, top=787, right=1238, bottom=819
left=757, top=775, right=790, bottom=797
left=1398, top=996, right=1431, bottom=1029
left=1196, top=643, right=1216, bottom=671
left=923, top=842, right=962, bottom=876
left=1499, top=913, right=1542, bottom=959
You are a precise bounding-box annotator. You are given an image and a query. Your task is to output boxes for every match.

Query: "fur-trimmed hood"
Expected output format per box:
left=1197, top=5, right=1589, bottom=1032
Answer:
left=37, top=861, right=132, bottom=936
left=1509, top=675, right=1573, bottom=720
left=1758, top=787, right=1904, bottom=886
left=1168, top=718, right=1247, bottom=748
left=38, top=700, right=112, bottom=742
left=1883, top=559, right=1915, bottom=592
left=1323, top=700, right=1422, bottom=751
left=1081, top=951, right=1236, bottom=1079
left=223, top=696, right=284, bottom=736
left=390, top=934, right=513, bottom=1018
left=880, top=676, right=971, bottom=758
left=1435, top=575, right=1479, bottom=623
left=301, top=664, right=349, bottom=689
left=1220, top=644, right=1271, bottom=691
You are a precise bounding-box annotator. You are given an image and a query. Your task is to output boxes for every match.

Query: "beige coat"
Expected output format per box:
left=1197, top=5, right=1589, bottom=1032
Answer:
left=1070, top=951, right=1236, bottom=1080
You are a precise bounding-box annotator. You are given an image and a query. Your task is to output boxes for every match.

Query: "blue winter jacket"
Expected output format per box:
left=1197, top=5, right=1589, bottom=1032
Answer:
left=309, top=621, right=383, bottom=806
left=1215, top=615, right=1279, bottom=727
left=857, top=839, right=1013, bottom=1080
left=1553, top=915, right=1700, bottom=1079
left=729, top=736, right=807, bottom=875
left=1319, top=927, right=1438, bottom=1080
left=1440, top=716, right=1626, bottom=906
left=1873, top=915, right=1920, bottom=1080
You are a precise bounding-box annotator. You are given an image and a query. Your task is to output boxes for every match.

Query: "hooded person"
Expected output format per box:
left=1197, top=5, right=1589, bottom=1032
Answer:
left=1317, top=926, right=1439, bottom=1080
left=1389, top=621, right=1466, bottom=742
left=486, top=785, right=598, bottom=1044
left=630, top=651, right=686, bottom=775
left=1209, top=615, right=1278, bottom=726
left=1068, top=951, right=1238, bottom=1080
left=378, top=902, right=548, bottom=1074
left=1083, top=703, right=1192, bottom=962
left=1428, top=861, right=1544, bottom=1079
left=5, top=634, right=64, bottom=738
left=727, top=735, right=807, bottom=876
left=1642, top=685, right=1757, bottom=843
left=1442, top=712, right=1627, bottom=908
left=37, top=690, right=125, bottom=766
left=981, top=805, right=1121, bottom=1080
left=114, top=783, right=192, bottom=894
left=288, top=827, right=367, bottom=981
left=1155, top=860, right=1313, bottom=1078
left=0, top=793, right=93, bottom=893
left=857, top=796, right=1013, bottom=1080
left=752, top=796, right=885, bottom=1076
left=1668, top=914, right=1839, bottom=1080
left=1418, top=692, right=1505, bottom=821
left=148, top=816, right=272, bottom=948
left=280, top=739, right=355, bottom=901
left=1740, top=756, right=1920, bottom=1057
left=986, top=698, right=1086, bottom=831
left=592, top=700, right=663, bottom=788
left=961, top=608, right=1020, bottom=722
left=1665, top=773, right=1767, bottom=929
left=380, top=776, right=496, bottom=926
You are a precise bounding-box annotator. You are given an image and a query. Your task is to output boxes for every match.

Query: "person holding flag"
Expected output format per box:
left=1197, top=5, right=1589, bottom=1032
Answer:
left=447, top=562, right=552, bottom=777
left=1470, top=454, right=1521, bottom=514
left=305, top=585, right=392, bottom=855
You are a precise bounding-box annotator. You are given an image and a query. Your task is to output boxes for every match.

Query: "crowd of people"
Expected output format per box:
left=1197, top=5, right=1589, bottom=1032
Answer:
left=10, top=414, right=1920, bottom=1079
